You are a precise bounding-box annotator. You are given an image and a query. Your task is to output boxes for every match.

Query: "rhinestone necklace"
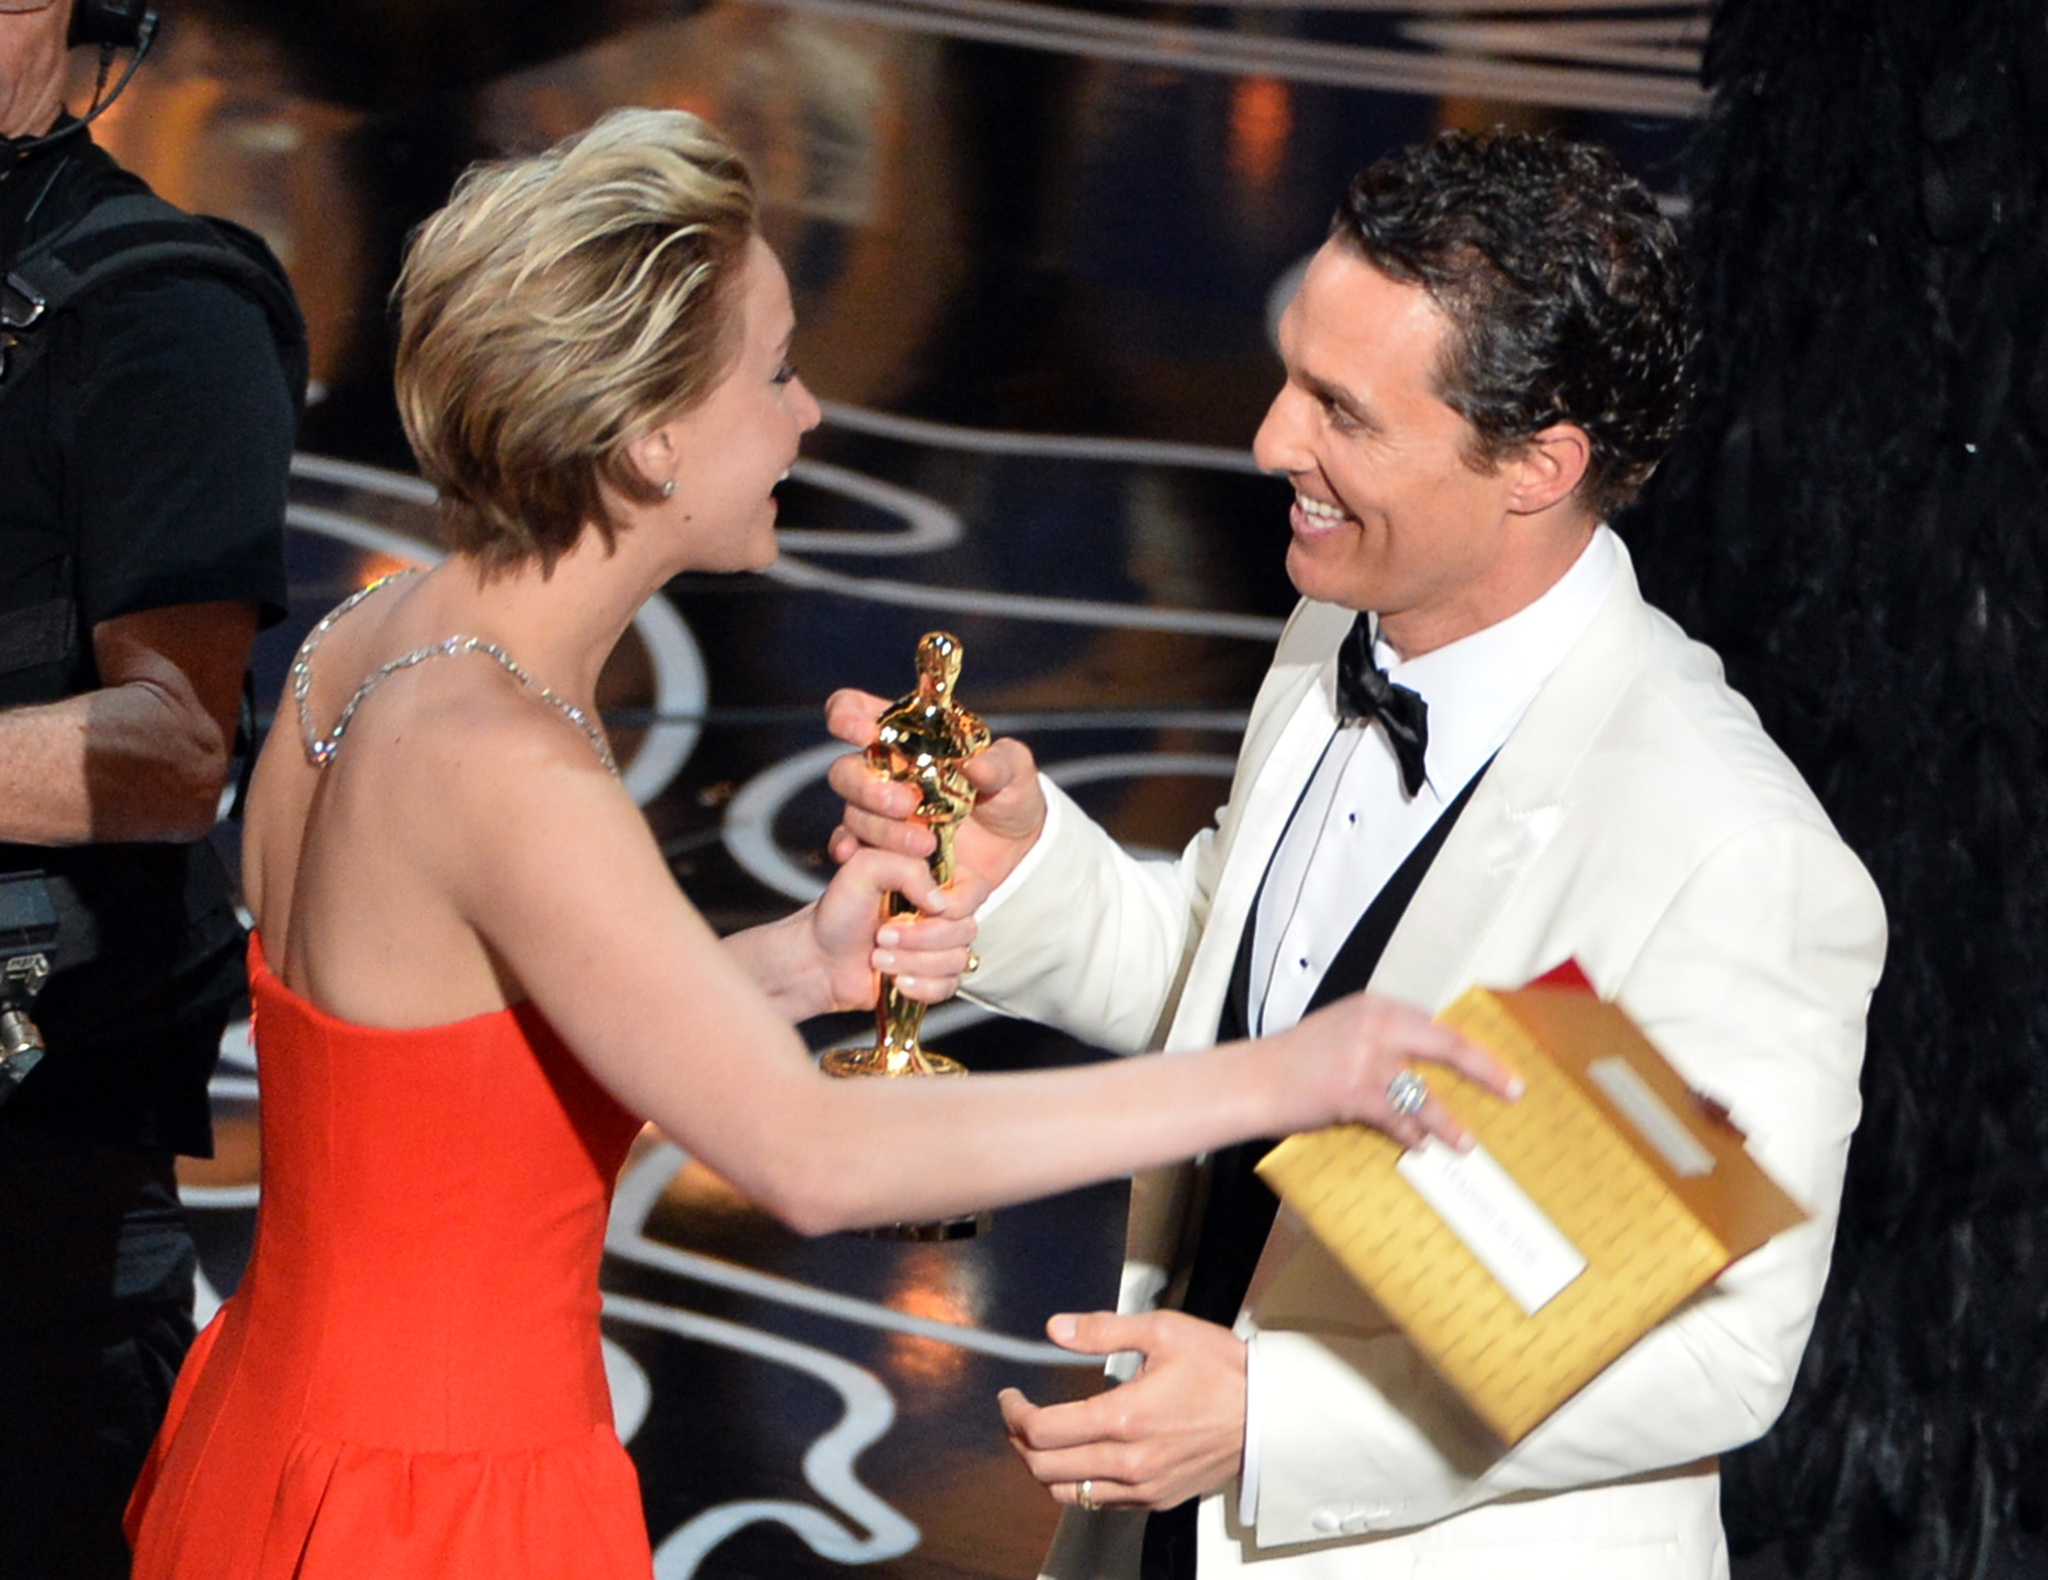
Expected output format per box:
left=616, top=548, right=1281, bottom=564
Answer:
left=293, top=572, right=619, bottom=777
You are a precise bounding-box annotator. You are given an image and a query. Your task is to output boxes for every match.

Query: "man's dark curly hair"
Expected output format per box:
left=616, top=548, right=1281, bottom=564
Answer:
left=1331, top=129, right=1692, bottom=522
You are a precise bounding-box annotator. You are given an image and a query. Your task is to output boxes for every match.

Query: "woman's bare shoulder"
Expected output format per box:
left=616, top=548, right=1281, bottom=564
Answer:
left=357, top=663, right=633, bottom=872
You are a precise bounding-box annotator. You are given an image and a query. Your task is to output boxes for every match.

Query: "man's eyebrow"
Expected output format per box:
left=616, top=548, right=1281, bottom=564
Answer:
left=1300, top=371, right=1376, bottom=429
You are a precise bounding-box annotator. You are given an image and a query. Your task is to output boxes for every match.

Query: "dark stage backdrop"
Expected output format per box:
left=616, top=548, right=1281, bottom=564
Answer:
left=1628, top=1, right=2048, bottom=1576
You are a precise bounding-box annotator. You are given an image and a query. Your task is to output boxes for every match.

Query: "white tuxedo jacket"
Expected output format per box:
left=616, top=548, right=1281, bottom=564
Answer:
left=966, top=546, right=1886, bottom=1580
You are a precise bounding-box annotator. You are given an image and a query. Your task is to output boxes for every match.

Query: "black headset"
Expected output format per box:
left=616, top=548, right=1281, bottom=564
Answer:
left=68, top=0, right=153, bottom=51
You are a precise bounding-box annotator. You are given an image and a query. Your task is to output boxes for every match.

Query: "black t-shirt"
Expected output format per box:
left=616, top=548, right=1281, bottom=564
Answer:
left=0, top=133, right=293, bottom=1156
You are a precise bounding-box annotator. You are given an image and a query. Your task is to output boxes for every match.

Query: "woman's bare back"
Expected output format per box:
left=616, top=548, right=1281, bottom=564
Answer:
left=245, top=572, right=612, bottom=1029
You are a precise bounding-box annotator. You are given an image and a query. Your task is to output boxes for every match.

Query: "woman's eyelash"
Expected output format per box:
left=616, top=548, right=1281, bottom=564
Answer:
left=773, top=360, right=798, bottom=386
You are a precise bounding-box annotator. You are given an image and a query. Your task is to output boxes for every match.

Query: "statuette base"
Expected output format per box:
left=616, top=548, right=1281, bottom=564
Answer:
left=820, top=1045, right=967, bottom=1079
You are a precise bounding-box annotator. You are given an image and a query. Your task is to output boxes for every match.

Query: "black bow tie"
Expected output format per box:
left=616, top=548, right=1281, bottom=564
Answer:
left=1336, top=613, right=1429, bottom=796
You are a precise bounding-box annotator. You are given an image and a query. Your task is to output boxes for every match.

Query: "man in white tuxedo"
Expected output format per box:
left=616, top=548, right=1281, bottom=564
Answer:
left=831, top=129, right=1885, bottom=1580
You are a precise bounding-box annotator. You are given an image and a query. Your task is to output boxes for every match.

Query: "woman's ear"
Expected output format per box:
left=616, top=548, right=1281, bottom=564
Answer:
left=1505, top=423, right=1592, bottom=516
left=624, top=422, right=681, bottom=496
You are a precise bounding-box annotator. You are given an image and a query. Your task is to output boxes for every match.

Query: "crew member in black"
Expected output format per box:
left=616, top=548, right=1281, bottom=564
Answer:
left=0, top=3, right=294, bottom=1573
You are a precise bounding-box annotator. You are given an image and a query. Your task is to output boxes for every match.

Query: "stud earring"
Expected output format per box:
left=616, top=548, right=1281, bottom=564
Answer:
left=661, top=478, right=677, bottom=499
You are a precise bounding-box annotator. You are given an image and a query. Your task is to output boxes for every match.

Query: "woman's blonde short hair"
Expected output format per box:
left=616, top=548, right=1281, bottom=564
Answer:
left=394, top=108, right=757, bottom=573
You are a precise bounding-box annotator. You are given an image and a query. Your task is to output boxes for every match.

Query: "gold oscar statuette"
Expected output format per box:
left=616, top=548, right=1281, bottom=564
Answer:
left=822, top=631, right=992, bottom=1239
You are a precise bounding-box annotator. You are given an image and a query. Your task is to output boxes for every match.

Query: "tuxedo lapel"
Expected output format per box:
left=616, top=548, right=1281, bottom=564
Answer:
left=1367, top=549, right=1656, bottom=1010
left=1126, top=601, right=1358, bottom=1290
left=1165, top=600, right=1354, bottom=1053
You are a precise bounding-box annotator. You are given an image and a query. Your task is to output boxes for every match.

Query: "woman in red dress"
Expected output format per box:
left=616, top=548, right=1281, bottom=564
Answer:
left=125, top=108, right=1505, bottom=1579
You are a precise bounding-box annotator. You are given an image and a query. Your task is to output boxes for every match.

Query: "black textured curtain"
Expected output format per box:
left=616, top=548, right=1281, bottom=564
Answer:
left=1626, top=1, right=2048, bottom=1576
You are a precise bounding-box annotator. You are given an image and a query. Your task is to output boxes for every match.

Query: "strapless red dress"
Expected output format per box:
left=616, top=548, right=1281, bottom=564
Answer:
left=126, top=938, right=650, bottom=1578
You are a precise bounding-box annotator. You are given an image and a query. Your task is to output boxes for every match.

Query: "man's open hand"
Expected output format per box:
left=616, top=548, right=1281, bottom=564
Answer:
left=999, top=1309, right=1247, bottom=1512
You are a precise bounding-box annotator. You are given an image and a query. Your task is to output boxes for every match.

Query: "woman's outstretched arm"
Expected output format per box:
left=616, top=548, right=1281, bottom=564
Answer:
left=437, top=727, right=1512, bottom=1236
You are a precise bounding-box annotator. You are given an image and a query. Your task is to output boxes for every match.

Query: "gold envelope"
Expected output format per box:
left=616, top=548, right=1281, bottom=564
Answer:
left=1256, top=977, right=1807, bottom=1445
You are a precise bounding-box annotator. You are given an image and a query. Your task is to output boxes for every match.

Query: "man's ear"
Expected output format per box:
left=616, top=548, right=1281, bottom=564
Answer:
left=1504, top=423, right=1592, bottom=516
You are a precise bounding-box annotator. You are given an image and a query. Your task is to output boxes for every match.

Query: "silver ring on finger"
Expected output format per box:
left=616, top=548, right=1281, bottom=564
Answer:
left=1387, top=1068, right=1429, bottom=1119
left=1078, top=1478, right=1097, bottom=1512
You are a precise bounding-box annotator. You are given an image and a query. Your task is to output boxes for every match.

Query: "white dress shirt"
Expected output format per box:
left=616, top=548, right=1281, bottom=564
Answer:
left=1250, top=527, right=1619, bottom=1035
left=1238, top=524, right=1618, bottom=1523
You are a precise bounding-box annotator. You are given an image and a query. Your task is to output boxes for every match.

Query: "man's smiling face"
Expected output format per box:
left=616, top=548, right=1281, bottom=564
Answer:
left=1252, top=240, right=1542, bottom=658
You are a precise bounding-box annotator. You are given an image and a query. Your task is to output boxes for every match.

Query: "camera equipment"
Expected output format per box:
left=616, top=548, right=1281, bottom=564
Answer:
left=0, top=871, right=59, bottom=1104
left=0, top=272, right=42, bottom=384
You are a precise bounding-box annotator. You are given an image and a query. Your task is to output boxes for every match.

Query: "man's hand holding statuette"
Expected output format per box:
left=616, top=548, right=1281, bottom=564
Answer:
left=825, top=687, right=1047, bottom=891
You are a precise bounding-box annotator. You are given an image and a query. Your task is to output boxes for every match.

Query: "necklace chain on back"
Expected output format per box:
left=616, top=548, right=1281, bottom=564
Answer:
left=291, top=571, right=620, bottom=778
